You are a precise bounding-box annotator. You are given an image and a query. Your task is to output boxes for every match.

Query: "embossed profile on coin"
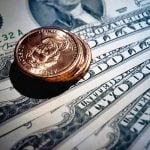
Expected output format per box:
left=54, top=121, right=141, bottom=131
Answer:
left=26, top=37, right=70, bottom=70
left=28, top=0, right=104, bottom=30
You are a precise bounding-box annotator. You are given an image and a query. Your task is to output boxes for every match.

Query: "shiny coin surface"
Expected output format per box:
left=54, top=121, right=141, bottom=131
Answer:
left=44, top=33, right=92, bottom=82
left=15, top=27, right=82, bottom=81
left=44, top=33, right=83, bottom=82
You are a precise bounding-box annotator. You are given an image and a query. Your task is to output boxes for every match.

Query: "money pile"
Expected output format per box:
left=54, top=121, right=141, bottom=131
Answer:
left=0, top=0, right=150, bottom=150
left=14, top=27, right=92, bottom=82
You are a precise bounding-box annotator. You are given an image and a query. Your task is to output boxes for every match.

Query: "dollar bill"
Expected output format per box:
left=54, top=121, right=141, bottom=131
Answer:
left=0, top=59, right=149, bottom=149
left=0, top=1, right=149, bottom=83
left=0, top=36, right=150, bottom=125
left=0, top=39, right=150, bottom=136
left=75, top=36, right=150, bottom=85
left=73, top=6, right=150, bottom=49
left=72, top=89, right=150, bottom=150
left=0, top=1, right=149, bottom=84
left=28, top=0, right=150, bottom=30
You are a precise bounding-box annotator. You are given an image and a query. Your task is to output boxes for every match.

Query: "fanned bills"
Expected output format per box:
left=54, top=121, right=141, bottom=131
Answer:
left=0, top=1, right=150, bottom=150
left=0, top=59, right=150, bottom=149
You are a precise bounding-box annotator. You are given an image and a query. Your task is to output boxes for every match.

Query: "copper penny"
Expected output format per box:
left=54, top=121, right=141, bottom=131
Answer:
left=64, top=34, right=92, bottom=81
left=15, top=27, right=82, bottom=81
left=45, top=33, right=92, bottom=82
left=43, top=30, right=85, bottom=82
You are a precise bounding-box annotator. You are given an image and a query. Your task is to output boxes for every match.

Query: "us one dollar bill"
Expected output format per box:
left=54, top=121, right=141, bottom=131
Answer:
left=0, top=36, right=149, bottom=125
left=0, top=0, right=149, bottom=82
left=72, top=89, right=150, bottom=150
left=0, top=59, right=149, bottom=149
left=75, top=36, right=150, bottom=85
left=0, top=0, right=148, bottom=83
left=1, top=33, right=150, bottom=135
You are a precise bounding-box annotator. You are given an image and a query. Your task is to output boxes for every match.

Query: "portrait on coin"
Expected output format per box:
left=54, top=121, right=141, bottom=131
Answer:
left=26, top=37, right=72, bottom=71
left=28, top=0, right=104, bottom=30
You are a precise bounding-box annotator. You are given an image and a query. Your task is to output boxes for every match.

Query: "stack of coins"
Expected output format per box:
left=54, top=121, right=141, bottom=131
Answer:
left=14, top=27, right=92, bottom=82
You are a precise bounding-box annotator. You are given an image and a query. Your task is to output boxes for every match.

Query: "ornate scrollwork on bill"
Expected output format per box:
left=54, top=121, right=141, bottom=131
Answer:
left=0, top=96, right=47, bottom=124
left=73, top=88, right=150, bottom=150
left=7, top=59, right=150, bottom=150
left=0, top=57, right=12, bottom=81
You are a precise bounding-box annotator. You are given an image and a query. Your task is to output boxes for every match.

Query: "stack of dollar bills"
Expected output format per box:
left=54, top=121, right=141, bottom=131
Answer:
left=0, top=0, right=150, bottom=149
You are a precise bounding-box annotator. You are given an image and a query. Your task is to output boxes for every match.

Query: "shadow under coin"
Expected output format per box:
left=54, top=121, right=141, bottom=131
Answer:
left=9, top=62, right=76, bottom=99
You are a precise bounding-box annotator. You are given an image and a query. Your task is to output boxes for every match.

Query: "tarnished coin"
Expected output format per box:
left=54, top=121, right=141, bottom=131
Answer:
left=15, top=27, right=82, bottom=82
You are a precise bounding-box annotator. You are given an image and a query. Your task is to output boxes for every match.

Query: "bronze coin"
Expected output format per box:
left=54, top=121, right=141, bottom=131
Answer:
left=44, top=32, right=85, bottom=82
left=46, top=33, right=92, bottom=82
left=41, top=29, right=85, bottom=82
left=63, top=34, right=92, bottom=82
left=15, top=27, right=82, bottom=82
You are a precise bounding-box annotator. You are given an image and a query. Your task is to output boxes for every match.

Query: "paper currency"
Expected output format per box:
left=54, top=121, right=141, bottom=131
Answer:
left=0, top=1, right=150, bottom=149
left=72, top=89, right=150, bottom=150
left=0, top=0, right=149, bottom=82
left=73, top=6, right=150, bottom=49
left=0, top=0, right=103, bottom=123
left=0, top=59, right=149, bottom=149
left=28, top=0, right=148, bottom=30
left=0, top=36, right=150, bottom=124
left=1, top=44, right=150, bottom=136
left=75, top=36, right=150, bottom=85
left=0, top=1, right=149, bottom=77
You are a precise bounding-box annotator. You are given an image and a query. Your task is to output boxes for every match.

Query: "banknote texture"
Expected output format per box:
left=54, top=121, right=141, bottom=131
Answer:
left=1, top=59, right=149, bottom=149
left=0, top=36, right=149, bottom=124
left=0, top=1, right=150, bottom=149
left=73, top=6, right=150, bottom=48
left=73, top=89, right=150, bottom=150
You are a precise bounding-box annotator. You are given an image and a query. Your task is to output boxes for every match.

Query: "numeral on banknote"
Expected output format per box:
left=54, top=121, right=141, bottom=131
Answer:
left=0, top=30, right=23, bottom=43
